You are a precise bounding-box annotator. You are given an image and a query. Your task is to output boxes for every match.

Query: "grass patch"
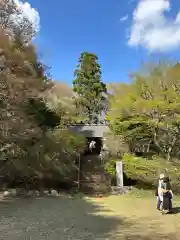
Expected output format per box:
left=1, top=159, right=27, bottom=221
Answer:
left=94, top=192, right=180, bottom=239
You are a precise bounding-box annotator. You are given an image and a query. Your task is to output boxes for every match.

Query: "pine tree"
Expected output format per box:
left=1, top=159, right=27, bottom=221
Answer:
left=73, top=52, right=107, bottom=123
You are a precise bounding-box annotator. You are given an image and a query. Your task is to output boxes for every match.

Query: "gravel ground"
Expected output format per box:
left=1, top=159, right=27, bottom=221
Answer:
left=0, top=195, right=120, bottom=240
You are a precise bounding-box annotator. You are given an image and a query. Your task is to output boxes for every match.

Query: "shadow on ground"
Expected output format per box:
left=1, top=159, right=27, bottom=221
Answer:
left=0, top=195, right=125, bottom=240
left=171, top=206, right=180, bottom=214
left=0, top=195, right=179, bottom=239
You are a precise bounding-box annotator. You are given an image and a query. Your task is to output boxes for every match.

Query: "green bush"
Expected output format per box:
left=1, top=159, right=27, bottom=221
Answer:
left=104, top=159, right=116, bottom=177
left=122, top=153, right=180, bottom=194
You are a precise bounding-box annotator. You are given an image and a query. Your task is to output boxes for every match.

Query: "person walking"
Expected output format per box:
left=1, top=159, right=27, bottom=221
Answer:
left=155, top=173, right=173, bottom=214
left=161, top=176, right=173, bottom=214
left=155, top=173, right=164, bottom=211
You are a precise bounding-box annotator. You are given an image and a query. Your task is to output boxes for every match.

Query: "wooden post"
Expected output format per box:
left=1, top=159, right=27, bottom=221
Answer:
left=116, top=161, right=123, bottom=187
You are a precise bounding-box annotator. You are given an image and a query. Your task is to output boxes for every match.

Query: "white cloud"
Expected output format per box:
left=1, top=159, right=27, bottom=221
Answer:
left=120, top=15, right=128, bottom=22
left=128, top=0, right=180, bottom=52
left=13, top=0, right=40, bottom=33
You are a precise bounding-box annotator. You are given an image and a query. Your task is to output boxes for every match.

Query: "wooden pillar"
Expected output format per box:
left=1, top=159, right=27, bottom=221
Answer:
left=116, top=161, right=123, bottom=187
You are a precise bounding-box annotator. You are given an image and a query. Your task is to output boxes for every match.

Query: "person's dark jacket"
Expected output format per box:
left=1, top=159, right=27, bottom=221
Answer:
left=162, top=177, right=171, bottom=196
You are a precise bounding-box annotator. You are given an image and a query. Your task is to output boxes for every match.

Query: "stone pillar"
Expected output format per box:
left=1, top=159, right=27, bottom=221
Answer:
left=116, top=161, right=123, bottom=187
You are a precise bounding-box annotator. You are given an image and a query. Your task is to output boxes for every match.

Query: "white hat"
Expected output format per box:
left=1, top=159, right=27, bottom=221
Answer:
left=159, top=173, right=164, bottom=179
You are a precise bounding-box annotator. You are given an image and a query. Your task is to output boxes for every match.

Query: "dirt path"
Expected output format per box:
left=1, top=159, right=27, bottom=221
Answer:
left=0, top=194, right=180, bottom=239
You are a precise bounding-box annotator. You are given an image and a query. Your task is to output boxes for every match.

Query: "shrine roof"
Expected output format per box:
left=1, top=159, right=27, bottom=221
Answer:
left=69, top=124, right=110, bottom=138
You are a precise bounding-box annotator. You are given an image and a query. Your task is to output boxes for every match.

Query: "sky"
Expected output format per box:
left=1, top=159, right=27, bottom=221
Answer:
left=15, top=0, right=180, bottom=84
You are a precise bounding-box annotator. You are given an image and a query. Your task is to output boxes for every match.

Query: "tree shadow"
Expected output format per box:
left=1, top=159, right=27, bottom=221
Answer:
left=0, top=195, right=179, bottom=239
left=0, top=195, right=127, bottom=240
left=169, top=206, right=180, bottom=214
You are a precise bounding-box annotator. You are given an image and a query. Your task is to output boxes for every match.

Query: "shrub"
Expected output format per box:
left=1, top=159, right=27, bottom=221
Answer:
left=122, top=153, right=180, bottom=194
left=104, top=159, right=116, bottom=177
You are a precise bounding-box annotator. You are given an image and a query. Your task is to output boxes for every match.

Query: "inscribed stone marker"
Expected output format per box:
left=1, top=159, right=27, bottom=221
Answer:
left=116, top=161, right=123, bottom=187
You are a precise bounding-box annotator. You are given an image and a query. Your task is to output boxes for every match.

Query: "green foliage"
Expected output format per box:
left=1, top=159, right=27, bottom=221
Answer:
left=27, top=99, right=60, bottom=129
left=108, top=61, right=180, bottom=160
left=5, top=2, right=180, bottom=194
left=73, top=52, right=107, bottom=123
left=122, top=153, right=180, bottom=194
left=22, top=129, right=86, bottom=181
left=0, top=10, right=86, bottom=183
left=103, top=132, right=129, bottom=157
left=123, top=153, right=163, bottom=182
left=106, top=61, right=180, bottom=193
left=51, top=128, right=86, bottom=154
left=104, top=159, right=116, bottom=177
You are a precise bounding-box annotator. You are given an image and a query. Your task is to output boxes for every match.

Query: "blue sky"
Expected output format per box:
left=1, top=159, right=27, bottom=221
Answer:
left=23, top=0, right=180, bottom=84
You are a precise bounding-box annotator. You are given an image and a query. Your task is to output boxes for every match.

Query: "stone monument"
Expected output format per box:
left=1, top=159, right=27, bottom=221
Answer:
left=116, top=161, right=123, bottom=187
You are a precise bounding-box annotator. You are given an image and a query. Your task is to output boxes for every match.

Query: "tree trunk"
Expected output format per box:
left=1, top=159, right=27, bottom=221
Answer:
left=153, top=130, right=166, bottom=159
left=166, top=136, right=176, bottom=161
left=37, top=173, right=44, bottom=194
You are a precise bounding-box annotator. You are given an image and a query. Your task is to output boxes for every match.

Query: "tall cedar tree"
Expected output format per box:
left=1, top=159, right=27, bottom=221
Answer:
left=73, top=52, right=107, bottom=123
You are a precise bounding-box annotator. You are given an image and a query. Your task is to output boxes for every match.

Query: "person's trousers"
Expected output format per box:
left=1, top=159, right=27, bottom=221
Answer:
left=157, top=196, right=162, bottom=209
left=157, top=195, right=172, bottom=210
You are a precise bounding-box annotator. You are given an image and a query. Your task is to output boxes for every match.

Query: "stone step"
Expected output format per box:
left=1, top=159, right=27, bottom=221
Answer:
left=80, top=183, right=110, bottom=193
left=80, top=172, right=109, bottom=182
left=81, top=155, right=102, bottom=163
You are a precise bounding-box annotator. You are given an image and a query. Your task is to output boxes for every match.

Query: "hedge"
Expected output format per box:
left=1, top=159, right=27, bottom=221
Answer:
left=122, top=154, right=180, bottom=194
